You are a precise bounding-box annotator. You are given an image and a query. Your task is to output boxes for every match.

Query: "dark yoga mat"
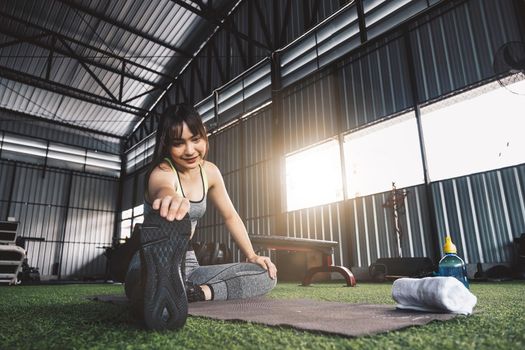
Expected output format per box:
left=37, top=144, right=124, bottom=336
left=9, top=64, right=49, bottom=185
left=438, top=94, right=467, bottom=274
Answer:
left=89, top=295, right=457, bottom=337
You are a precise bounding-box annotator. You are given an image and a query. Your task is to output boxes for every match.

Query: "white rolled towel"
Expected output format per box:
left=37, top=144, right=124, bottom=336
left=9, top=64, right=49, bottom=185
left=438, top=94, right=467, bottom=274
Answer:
left=392, top=277, right=477, bottom=315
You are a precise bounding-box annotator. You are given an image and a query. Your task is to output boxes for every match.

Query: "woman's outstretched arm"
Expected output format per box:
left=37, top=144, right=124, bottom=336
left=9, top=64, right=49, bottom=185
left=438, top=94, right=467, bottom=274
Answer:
left=148, top=163, right=190, bottom=221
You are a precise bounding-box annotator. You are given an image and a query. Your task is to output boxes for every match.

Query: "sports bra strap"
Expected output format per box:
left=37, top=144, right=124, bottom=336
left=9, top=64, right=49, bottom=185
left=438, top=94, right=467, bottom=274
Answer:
left=163, top=157, right=208, bottom=196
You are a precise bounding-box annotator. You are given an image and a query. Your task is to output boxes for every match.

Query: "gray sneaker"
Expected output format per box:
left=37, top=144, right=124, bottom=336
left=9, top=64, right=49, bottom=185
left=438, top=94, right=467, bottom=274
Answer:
left=139, top=212, right=191, bottom=331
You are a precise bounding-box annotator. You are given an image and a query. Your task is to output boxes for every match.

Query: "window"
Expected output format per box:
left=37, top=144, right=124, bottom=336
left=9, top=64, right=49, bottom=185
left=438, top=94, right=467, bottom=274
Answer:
left=132, top=204, right=144, bottom=226
left=120, top=219, right=132, bottom=240
left=285, top=139, right=344, bottom=211
left=283, top=80, right=525, bottom=209
left=120, top=205, right=144, bottom=240
left=421, top=79, right=525, bottom=181
left=343, top=112, right=425, bottom=198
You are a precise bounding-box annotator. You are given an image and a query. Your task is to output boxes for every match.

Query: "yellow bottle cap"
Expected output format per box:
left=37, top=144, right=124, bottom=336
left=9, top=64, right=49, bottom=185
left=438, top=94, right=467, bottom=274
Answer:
left=443, top=235, right=457, bottom=254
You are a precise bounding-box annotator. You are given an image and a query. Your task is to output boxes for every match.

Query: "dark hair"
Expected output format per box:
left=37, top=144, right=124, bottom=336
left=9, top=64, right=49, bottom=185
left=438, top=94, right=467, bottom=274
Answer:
left=145, top=103, right=208, bottom=191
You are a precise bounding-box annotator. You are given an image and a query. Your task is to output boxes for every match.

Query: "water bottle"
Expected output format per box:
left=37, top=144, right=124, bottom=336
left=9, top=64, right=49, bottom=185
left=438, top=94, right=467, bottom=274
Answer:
left=438, top=235, right=469, bottom=289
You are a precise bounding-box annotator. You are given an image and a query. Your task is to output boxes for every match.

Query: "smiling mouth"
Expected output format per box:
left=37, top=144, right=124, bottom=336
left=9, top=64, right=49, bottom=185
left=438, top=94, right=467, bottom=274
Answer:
left=183, top=156, right=199, bottom=162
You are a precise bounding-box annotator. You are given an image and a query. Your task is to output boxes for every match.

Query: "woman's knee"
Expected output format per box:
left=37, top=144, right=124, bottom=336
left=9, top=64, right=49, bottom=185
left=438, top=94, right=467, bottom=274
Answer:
left=243, top=264, right=277, bottom=293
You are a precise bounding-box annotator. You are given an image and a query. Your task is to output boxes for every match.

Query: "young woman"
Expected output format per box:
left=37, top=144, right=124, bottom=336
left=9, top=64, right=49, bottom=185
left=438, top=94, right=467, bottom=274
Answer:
left=125, top=103, right=277, bottom=330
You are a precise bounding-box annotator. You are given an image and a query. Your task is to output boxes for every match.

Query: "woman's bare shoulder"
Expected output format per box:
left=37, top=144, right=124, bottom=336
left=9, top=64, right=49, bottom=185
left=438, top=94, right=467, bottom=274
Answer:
left=202, top=161, right=221, bottom=183
left=150, top=161, right=176, bottom=179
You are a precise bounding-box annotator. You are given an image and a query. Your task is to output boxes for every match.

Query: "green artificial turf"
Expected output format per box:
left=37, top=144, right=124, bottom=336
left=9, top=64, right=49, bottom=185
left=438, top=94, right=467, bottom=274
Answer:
left=0, top=281, right=524, bottom=350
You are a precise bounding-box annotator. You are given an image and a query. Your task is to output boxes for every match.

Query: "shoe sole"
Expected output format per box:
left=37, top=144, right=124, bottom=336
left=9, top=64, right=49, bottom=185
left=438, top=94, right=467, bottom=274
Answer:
left=140, top=212, right=191, bottom=331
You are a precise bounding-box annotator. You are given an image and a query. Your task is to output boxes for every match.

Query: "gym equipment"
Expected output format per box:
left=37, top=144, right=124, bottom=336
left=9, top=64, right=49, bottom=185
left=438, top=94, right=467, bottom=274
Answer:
left=249, top=235, right=356, bottom=287
left=0, top=221, right=25, bottom=285
left=193, top=241, right=232, bottom=266
left=369, top=257, right=435, bottom=281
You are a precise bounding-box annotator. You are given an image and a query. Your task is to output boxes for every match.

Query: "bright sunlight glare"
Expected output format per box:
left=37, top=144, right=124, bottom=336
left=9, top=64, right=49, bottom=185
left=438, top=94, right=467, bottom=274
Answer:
left=343, top=112, right=425, bottom=199
left=285, top=139, right=344, bottom=211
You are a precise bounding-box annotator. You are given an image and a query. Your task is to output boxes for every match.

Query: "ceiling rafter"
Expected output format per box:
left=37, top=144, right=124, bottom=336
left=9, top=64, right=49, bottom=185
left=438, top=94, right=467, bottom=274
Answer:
left=56, top=36, right=118, bottom=101
left=127, top=0, right=251, bottom=145
left=0, top=64, right=152, bottom=116
left=170, top=0, right=270, bottom=52
left=45, top=35, right=56, bottom=80
left=0, top=107, right=124, bottom=140
left=123, top=85, right=166, bottom=104
left=0, top=32, right=49, bottom=50
left=0, top=27, right=161, bottom=88
left=0, top=10, right=175, bottom=84
left=55, top=0, right=193, bottom=58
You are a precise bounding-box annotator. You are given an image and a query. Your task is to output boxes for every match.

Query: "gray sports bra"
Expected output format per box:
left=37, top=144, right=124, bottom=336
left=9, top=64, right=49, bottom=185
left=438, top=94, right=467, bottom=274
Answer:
left=144, top=159, right=207, bottom=234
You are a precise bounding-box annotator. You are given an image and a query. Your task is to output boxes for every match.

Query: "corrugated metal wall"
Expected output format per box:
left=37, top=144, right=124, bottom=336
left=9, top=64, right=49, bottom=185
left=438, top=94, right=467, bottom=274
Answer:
left=346, top=185, right=435, bottom=267
left=340, top=33, right=413, bottom=130
left=140, top=0, right=345, bottom=136
left=410, top=0, right=523, bottom=103
left=195, top=107, right=277, bottom=261
left=190, top=0, right=524, bottom=270
left=278, top=0, right=344, bottom=46
left=432, top=165, right=525, bottom=264
left=0, top=160, right=118, bottom=279
left=120, top=0, right=523, bottom=274
left=282, top=70, right=340, bottom=153
left=282, top=0, right=524, bottom=268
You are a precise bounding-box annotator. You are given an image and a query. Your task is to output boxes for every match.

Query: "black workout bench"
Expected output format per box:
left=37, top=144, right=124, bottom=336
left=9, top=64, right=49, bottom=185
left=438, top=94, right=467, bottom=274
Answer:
left=249, top=235, right=356, bottom=287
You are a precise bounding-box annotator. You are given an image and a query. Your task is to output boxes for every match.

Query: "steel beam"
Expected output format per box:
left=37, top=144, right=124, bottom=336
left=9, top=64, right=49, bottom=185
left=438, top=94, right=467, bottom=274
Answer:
left=57, top=36, right=118, bottom=101
left=45, top=36, right=56, bottom=80
left=0, top=64, right=150, bottom=116
left=0, top=26, right=161, bottom=88
left=170, top=0, right=270, bottom=51
left=0, top=33, right=49, bottom=50
left=56, top=0, right=193, bottom=58
left=0, top=107, right=123, bottom=139
left=403, top=27, right=439, bottom=263
left=0, top=10, right=173, bottom=84
left=119, top=61, right=125, bottom=102
left=356, top=0, right=367, bottom=43
left=123, top=85, right=165, bottom=104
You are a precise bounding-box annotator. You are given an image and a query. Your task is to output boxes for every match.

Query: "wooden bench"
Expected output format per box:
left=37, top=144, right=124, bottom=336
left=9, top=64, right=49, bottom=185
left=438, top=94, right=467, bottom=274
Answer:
left=249, top=235, right=356, bottom=287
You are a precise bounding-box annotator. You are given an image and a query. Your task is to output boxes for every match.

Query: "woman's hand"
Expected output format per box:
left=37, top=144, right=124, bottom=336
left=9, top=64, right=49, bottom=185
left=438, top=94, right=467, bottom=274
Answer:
left=152, top=195, right=190, bottom=221
left=247, top=255, right=277, bottom=280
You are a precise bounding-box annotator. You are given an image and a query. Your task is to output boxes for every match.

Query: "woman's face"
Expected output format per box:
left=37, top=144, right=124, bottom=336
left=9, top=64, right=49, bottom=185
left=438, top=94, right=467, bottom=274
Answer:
left=169, top=121, right=207, bottom=171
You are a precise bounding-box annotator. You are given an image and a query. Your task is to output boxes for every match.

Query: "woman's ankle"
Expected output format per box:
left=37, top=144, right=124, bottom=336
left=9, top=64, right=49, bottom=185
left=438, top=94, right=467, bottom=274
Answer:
left=200, top=284, right=213, bottom=301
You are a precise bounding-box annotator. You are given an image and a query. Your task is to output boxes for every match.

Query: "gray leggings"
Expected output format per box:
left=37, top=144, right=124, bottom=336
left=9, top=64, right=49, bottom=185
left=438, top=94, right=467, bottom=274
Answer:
left=125, top=250, right=276, bottom=301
